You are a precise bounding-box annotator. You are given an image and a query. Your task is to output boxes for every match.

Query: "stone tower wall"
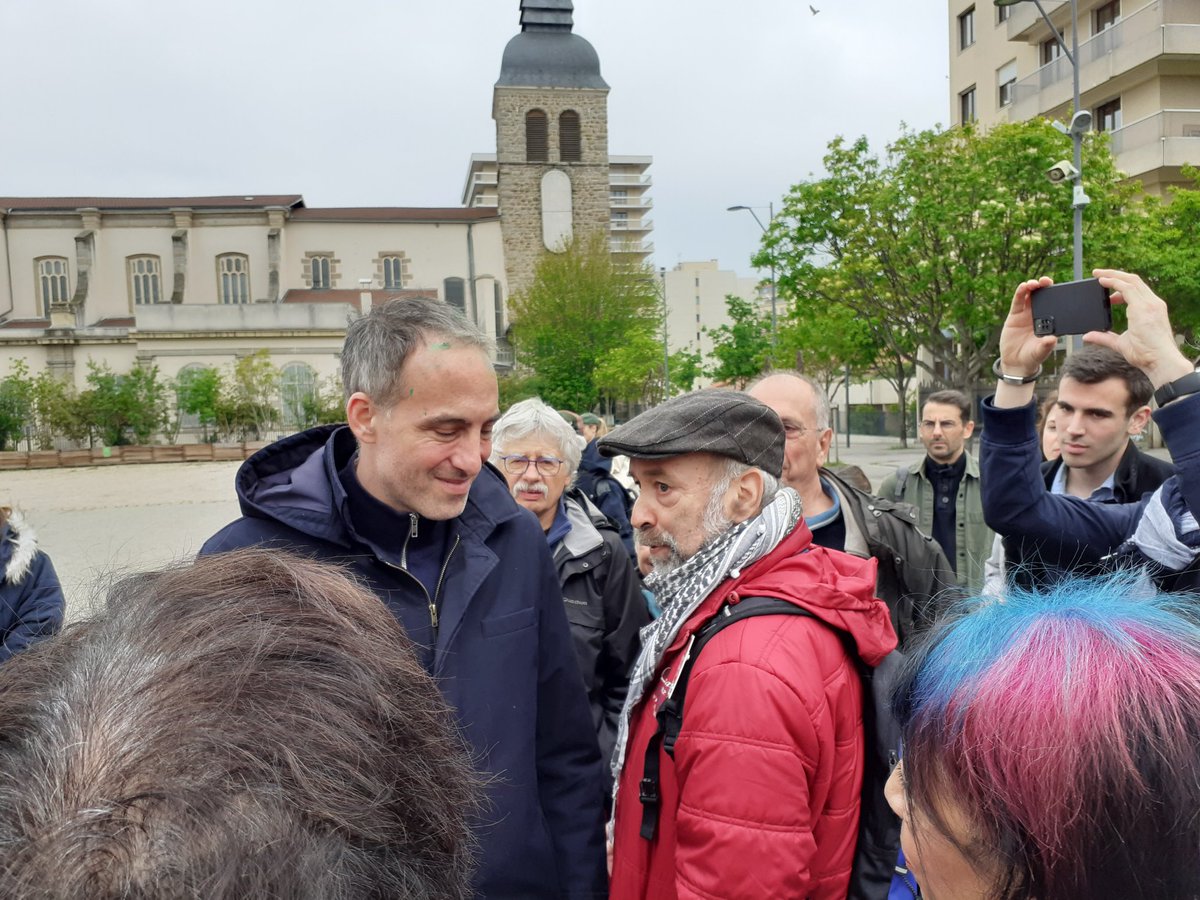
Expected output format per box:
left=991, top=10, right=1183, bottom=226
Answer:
left=494, top=85, right=610, bottom=297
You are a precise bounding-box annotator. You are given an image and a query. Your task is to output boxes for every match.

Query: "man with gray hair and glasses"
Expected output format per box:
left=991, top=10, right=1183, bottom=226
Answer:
left=203, top=298, right=607, bottom=898
left=749, top=371, right=958, bottom=646
left=601, top=390, right=895, bottom=899
left=491, top=398, right=649, bottom=801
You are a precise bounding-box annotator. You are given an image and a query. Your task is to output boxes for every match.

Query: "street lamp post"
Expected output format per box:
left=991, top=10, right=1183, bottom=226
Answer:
left=995, top=0, right=1091, bottom=282
left=727, top=203, right=778, bottom=349
left=659, top=266, right=670, bottom=399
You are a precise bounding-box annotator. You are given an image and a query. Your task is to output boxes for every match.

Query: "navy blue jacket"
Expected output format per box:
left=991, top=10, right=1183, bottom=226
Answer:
left=576, top=440, right=635, bottom=560
left=0, top=513, right=65, bottom=664
left=981, top=392, right=1200, bottom=592
left=202, top=425, right=608, bottom=898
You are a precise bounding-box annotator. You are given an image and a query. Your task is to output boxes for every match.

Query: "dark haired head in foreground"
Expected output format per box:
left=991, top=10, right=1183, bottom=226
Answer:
left=0, top=549, right=479, bottom=899
left=886, top=576, right=1200, bottom=900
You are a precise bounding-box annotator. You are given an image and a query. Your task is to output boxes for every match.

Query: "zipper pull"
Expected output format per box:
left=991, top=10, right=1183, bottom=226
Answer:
left=410, top=513, right=418, bottom=539
left=429, top=600, right=439, bottom=629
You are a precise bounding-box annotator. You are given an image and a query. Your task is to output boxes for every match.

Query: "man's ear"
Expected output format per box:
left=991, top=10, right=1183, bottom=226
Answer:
left=725, top=467, right=766, bottom=522
left=346, top=392, right=378, bottom=443
left=963, top=419, right=976, bottom=440
left=816, top=427, right=834, bottom=467
left=1126, top=405, right=1152, bottom=436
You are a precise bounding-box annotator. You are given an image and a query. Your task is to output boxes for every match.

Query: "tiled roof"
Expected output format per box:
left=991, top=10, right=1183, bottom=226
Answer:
left=0, top=317, right=50, bottom=329
left=288, top=207, right=499, bottom=223
left=0, top=196, right=305, bottom=212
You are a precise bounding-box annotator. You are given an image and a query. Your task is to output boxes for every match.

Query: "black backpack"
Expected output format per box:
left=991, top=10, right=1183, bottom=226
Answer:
left=637, top=595, right=904, bottom=900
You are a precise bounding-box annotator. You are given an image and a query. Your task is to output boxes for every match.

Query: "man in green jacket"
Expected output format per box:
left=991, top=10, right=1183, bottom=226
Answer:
left=880, top=390, right=993, bottom=594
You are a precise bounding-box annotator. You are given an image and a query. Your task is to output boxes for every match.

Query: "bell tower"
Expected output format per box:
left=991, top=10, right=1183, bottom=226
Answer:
left=493, top=0, right=611, bottom=296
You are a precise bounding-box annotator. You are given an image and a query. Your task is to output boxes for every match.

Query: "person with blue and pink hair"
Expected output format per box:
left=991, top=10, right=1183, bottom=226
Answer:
left=884, top=575, right=1200, bottom=899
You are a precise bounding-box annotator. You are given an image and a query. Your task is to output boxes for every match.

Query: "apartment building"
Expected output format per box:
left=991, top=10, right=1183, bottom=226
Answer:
left=461, top=152, right=653, bottom=268
left=949, top=0, right=1200, bottom=194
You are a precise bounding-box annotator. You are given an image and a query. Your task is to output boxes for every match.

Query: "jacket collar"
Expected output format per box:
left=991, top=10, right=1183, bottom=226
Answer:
left=914, top=450, right=980, bottom=482
left=0, top=511, right=38, bottom=584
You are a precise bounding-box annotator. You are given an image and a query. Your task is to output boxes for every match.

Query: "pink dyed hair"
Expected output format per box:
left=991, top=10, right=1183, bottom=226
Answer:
left=892, top=575, right=1200, bottom=899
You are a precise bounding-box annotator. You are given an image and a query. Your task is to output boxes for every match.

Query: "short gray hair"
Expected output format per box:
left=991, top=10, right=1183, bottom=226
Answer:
left=702, top=457, right=780, bottom=535
left=341, top=297, right=494, bottom=407
left=491, top=397, right=584, bottom=477
left=747, top=370, right=831, bottom=431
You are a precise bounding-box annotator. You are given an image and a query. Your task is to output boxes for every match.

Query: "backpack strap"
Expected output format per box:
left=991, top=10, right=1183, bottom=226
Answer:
left=638, top=596, right=811, bottom=841
left=892, top=465, right=909, bottom=501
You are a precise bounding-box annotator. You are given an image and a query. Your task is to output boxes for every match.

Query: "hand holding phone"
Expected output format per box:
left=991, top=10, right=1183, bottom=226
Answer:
left=1030, top=278, right=1112, bottom=336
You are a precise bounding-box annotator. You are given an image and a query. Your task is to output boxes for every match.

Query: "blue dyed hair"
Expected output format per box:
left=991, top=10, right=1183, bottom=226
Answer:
left=892, top=574, right=1200, bottom=900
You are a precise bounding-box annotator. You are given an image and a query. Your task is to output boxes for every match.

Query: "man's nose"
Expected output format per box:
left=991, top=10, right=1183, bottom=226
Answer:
left=630, top=493, right=652, bottom=529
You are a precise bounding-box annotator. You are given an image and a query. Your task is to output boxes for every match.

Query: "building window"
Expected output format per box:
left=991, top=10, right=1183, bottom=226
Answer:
left=958, top=6, right=976, bottom=49
left=36, top=257, right=70, bottom=316
left=1041, top=33, right=1064, bottom=65
left=525, top=109, right=548, bottom=162
left=127, top=255, right=162, bottom=306
left=494, top=282, right=504, bottom=338
left=959, top=85, right=977, bottom=124
left=559, top=110, right=581, bottom=162
left=280, top=362, right=317, bottom=430
left=611, top=188, right=628, bottom=203
left=382, top=255, right=405, bottom=289
left=612, top=211, right=628, bottom=229
left=1094, top=0, right=1119, bottom=33
left=1096, top=97, right=1122, bottom=132
left=997, top=60, right=1018, bottom=107
left=444, top=277, right=465, bottom=313
left=310, top=255, right=331, bottom=290
left=217, top=253, right=250, bottom=304
left=997, top=3, right=1010, bottom=23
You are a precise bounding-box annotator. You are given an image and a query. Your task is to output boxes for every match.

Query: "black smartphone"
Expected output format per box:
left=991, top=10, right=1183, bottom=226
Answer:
left=1031, top=278, right=1112, bottom=337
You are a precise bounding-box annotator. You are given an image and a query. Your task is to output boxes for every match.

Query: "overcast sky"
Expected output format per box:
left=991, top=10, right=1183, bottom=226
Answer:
left=2, top=0, right=950, bottom=280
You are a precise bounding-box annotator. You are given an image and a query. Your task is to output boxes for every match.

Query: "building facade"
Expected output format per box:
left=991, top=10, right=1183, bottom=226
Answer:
left=0, top=196, right=509, bottom=438
left=949, top=0, right=1200, bottom=194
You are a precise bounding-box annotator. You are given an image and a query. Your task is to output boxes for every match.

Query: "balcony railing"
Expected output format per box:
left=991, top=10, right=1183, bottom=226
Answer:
left=1010, top=0, right=1200, bottom=120
left=609, top=195, right=653, bottom=208
left=610, top=239, right=654, bottom=255
left=610, top=219, right=653, bottom=232
left=609, top=173, right=653, bottom=186
left=1108, top=108, right=1200, bottom=175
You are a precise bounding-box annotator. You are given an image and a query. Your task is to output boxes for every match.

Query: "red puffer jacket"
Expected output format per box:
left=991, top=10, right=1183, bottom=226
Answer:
left=610, top=519, right=896, bottom=900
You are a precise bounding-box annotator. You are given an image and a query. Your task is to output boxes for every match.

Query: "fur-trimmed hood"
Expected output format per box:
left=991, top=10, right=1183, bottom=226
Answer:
left=1, top=511, right=41, bottom=585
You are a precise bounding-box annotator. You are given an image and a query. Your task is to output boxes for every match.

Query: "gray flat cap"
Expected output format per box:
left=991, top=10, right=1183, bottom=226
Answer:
left=598, top=390, right=784, bottom=477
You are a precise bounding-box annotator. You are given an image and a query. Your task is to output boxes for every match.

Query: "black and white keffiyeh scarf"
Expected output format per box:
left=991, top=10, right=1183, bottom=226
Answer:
left=609, top=487, right=803, bottom=793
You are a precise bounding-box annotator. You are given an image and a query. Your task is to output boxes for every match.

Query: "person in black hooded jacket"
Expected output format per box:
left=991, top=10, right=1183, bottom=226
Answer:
left=0, top=506, right=64, bottom=664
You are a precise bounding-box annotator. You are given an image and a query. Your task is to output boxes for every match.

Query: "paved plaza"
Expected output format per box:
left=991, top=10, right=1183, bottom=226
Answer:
left=7, top=431, right=1166, bottom=622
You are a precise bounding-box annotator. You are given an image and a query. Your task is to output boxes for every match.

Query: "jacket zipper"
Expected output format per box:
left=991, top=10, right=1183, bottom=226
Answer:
left=386, top=517, right=458, bottom=636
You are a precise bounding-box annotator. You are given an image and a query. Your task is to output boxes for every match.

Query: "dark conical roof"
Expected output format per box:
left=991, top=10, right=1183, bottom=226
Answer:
left=497, top=0, right=608, bottom=90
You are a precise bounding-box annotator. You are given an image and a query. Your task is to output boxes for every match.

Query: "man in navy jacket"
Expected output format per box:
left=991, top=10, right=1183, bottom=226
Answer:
left=203, top=298, right=608, bottom=898
left=981, top=269, right=1200, bottom=592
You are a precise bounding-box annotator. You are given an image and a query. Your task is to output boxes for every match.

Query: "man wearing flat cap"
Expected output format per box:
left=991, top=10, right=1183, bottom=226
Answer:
left=601, top=390, right=897, bottom=900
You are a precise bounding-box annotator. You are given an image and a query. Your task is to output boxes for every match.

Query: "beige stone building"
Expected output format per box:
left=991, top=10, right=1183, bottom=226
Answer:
left=463, top=0, right=653, bottom=296
left=948, top=0, right=1200, bottom=194
left=659, top=261, right=760, bottom=386
left=0, top=196, right=509, bottom=437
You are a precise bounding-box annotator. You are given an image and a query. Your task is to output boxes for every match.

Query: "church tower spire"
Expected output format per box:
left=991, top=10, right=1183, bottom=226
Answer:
left=493, top=1, right=610, bottom=296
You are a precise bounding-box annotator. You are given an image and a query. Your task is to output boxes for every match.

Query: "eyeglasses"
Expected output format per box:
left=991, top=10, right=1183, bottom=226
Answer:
left=498, top=455, right=565, bottom=477
left=919, top=420, right=962, bottom=432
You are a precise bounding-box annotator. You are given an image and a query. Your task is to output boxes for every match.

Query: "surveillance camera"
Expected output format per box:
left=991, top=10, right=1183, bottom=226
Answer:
left=1046, top=160, right=1079, bottom=184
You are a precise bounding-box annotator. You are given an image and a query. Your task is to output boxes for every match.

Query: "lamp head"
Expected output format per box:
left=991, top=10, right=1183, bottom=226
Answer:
left=1069, top=110, right=1093, bottom=135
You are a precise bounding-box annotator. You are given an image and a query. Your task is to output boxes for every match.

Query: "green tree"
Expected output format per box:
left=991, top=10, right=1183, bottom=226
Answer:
left=760, top=121, right=1144, bottom=400
left=509, top=231, right=662, bottom=410
left=175, top=366, right=223, bottom=442
left=776, top=301, right=876, bottom=396
left=215, top=350, right=280, bottom=441
left=592, top=324, right=666, bottom=406
left=300, top=373, right=347, bottom=428
left=77, top=361, right=169, bottom=446
left=668, top=347, right=703, bottom=394
left=1129, top=165, right=1200, bottom=357
left=706, top=295, right=771, bottom=387
left=0, top=362, right=33, bottom=450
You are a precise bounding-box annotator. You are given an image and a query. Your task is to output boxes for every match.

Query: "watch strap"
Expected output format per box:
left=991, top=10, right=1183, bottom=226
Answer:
left=992, top=358, right=1042, bottom=385
left=1153, top=371, right=1200, bottom=407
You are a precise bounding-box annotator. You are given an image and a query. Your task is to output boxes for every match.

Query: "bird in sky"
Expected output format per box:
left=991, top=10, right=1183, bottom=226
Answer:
left=809, top=4, right=820, bottom=13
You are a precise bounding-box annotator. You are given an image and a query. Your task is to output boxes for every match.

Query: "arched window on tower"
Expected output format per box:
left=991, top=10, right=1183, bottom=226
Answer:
left=525, top=109, right=548, bottom=162
left=559, top=110, right=581, bottom=162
